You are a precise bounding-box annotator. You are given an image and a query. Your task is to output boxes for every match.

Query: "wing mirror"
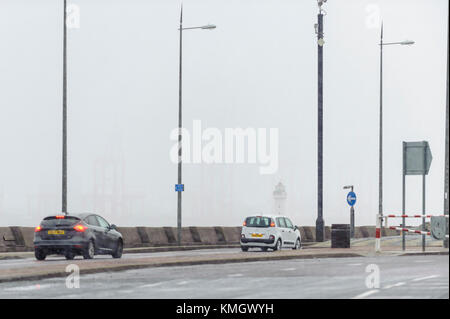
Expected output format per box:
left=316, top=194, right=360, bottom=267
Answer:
left=110, top=224, right=117, bottom=230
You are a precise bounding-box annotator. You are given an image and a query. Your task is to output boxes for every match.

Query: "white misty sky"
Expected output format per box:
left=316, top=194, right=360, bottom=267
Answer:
left=0, top=0, right=448, bottom=227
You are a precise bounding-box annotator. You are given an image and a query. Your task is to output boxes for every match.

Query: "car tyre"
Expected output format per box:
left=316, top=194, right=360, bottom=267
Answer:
left=83, top=240, right=95, bottom=259
left=65, top=251, right=75, bottom=260
left=112, top=239, right=123, bottom=259
left=293, top=238, right=301, bottom=250
left=273, top=239, right=282, bottom=251
left=241, top=246, right=249, bottom=252
left=34, top=248, right=46, bottom=261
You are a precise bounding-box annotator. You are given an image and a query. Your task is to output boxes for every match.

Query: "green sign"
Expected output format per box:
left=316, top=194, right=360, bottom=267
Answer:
left=403, top=141, right=432, bottom=175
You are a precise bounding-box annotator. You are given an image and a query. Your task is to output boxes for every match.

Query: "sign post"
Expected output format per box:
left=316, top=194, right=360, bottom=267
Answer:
left=344, top=186, right=356, bottom=238
left=402, top=141, right=433, bottom=252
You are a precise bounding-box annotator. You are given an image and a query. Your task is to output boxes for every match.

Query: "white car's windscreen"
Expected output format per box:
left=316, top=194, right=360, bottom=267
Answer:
left=245, top=217, right=272, bottom=228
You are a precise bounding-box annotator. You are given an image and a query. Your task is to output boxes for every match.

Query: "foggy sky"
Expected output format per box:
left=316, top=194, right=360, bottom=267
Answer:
left=0, top=0, right=448, bottom=227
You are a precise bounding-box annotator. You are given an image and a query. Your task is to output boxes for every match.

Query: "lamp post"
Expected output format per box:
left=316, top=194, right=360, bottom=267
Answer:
left=176, top=6, right=216, bottom=246
left=444, top=24, right=449, bottom=248
left=62, top=0, right=68, bottom=215
left=315, top=0, right=326, bottom=242
left=378, top=23, right=414, bottom=239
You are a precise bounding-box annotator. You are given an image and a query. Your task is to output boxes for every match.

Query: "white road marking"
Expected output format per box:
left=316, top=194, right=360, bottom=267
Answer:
left=139, top=282, right=163, bottom=288
left=352, top=289, right=379, bottom=299
left=412, top=275, right=439, bottom=282
left=281, top=268, right=296, bottom=271
left=383, top=282, right=406, bottom=289
left=177, top=281, right=190, bottom=285
left=228, top=273, right=244, bottom=277
left=3, top=284, right=51, bottom=291
left=347, top=263, right=362, bottom=266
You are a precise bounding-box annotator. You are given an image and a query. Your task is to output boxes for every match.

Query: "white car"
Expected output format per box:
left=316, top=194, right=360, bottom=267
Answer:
left=240, top=215, right=302, bottom=251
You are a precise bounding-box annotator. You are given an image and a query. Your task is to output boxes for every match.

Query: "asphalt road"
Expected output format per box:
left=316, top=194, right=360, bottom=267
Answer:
left=0, top=254, right=447, bottom=299
left=0, top=248, right=241, bottom=271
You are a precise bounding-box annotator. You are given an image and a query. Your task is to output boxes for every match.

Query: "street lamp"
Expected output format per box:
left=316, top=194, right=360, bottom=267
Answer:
left=378, top=23, right=414, bottom=233
left=62, top=0, right=68, bottom=215
left=315, top=0, right=327, bottom=242
left=176, top=6, right=216, bottom=246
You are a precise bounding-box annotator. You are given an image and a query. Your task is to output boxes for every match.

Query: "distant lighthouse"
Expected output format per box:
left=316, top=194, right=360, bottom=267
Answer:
left=273, top=182, right=287, bottom=216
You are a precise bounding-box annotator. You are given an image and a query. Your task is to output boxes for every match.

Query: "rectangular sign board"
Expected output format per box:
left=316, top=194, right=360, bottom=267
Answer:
left=403, top=141, right=432, bottom=175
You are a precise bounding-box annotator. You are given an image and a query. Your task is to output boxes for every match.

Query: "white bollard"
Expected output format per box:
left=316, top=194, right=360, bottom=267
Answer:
left=375, top=214, right=381, bottom=252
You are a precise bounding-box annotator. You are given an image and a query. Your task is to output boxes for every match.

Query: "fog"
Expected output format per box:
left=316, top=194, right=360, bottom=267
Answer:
left=0, top=0, right=448, bottom=227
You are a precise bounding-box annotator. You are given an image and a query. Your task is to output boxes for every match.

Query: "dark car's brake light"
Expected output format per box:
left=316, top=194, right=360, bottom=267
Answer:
left=74, top=224, right=87, bottom=232
left=35, top=225, right=42, bottom=232
left=55, top=215, right=65, bottom=219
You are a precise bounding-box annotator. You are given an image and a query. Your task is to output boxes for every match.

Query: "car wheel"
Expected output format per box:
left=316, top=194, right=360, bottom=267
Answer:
left=112, top=239, right=123, bottom=259
left=34, top=248, right=46, bottom=261
left=83, top=240, right=95, bottom=259
left=273, top=239, right=282, bottom=251
left=293, top=238, right=301, bottom=250
left=65, top=251, right=75, bottom=260
left=241, top=246, right=249, bottom=252
left=261, top=247, right=268, bottom=252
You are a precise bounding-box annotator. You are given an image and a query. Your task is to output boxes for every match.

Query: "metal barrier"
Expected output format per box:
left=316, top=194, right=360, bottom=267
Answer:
left=375, top=214, right=449, bottom=252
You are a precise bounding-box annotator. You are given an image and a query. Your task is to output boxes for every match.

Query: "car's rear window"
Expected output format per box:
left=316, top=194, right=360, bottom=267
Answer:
left=41, top=216, right=80, bottom=227
left=245, top=216, right=272, bottom=228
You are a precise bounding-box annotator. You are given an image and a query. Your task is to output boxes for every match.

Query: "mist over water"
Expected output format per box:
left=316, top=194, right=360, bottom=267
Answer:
left=0, top=0, right=447, bottom=227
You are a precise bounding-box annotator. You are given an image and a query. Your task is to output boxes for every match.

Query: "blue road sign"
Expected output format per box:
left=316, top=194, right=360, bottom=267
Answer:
left=347, top=191, right=356, bottom=206
left=175, top=184, right=184, bottom=192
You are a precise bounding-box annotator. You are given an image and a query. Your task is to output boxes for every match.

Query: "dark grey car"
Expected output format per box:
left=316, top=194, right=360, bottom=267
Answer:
left=33, top=213, right=123, bottom=260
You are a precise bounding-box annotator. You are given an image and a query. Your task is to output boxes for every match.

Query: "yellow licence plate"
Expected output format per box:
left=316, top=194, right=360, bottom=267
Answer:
left=48, top=230, right=65, bottom=235
left=251, top=233, right=263, bottom=238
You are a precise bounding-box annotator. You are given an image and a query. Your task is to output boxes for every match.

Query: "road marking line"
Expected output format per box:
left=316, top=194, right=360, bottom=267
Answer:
left=281, top=268, right=296, bottom=271
left=139, top=282, right=163, bottom=288
left=347, top=263, right=362, bottom=266
left=384, top=282, right=406, bottom=289
left=412, top=275, right=439, bottom=282
left=352, top=290, right=379, bottom=299
left=177, top=281, right=190, bottom=285
left=3, top=284, right=51, bottom=291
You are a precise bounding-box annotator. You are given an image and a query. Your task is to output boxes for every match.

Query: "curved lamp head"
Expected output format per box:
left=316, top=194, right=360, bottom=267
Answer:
left=201, top=24, right=216, bottom=30
left=401, top=40, right=415, bottom=45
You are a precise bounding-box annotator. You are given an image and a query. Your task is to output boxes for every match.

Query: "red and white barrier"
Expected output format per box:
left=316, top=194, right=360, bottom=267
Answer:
left=375, top=213, right=449, bottom=252
left=388, top=226, right=431, bottom=236
left=383, top=214, right=448, bottom=219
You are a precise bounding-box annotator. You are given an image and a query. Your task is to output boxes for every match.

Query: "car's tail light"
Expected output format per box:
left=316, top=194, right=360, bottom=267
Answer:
left=74, top=224, right=87, bottom=232
left=269, top=235, right=275, bottom=240
left=243, top=221, right=247, bottom=226
left=55, top=215, right=65, bottom=219
left=35, top=225, right=42, bottom=232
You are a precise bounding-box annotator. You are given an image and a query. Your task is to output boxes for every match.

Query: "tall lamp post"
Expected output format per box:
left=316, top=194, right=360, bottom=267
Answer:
left=176, top=6, right=216, bottom=246
left=62, top=0, right=68, bottom=215
left=315, top=0, right=327, bottom=242
left=444, top=23, right=449, bottom=248
left=378, top=24, right=414, bottom=235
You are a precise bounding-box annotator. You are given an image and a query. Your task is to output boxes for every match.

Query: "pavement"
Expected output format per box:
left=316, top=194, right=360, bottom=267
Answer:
left=0, top=254, right=447, bottom=299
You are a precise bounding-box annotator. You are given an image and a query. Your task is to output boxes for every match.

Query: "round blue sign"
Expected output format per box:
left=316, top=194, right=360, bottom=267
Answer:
left=347, top=191, right=356, bottom=206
